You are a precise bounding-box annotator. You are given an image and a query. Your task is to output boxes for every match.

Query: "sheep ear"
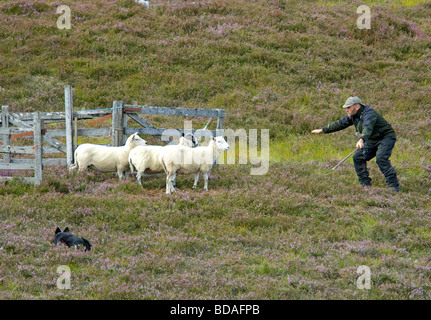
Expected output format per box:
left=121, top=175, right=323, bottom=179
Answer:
left=55, top=227, right=61, bottom=234
left=182, top=133, right=185, bottom=137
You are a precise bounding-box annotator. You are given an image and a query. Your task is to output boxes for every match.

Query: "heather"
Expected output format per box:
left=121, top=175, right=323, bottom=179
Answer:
left=1, top=163, right=430, bottom=299
left=0, top=0, right=431, bottom=299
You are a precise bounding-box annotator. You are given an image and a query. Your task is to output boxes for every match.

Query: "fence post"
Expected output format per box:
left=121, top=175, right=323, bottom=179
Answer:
left=1, top=105, right=10, bottom=163
left=112, top=100, right=123, bottom=147
left=64, top=85, right=74, bottom=168
left=33, top=111, right=43, bottom=185
left=216, top=109, right=224, bottom=132
left=122, top=112, right=128, bottom=145
left=215, top=109, right=225, bottom=167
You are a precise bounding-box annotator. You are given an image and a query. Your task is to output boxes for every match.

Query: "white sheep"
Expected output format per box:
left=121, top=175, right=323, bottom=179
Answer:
left=160, top=136, right=230, bottom=194
left=69, top=133, right=147, bottom=180
left=128, top=133, right=199, bottom=187
left=135, top=0, right=150, bottom=8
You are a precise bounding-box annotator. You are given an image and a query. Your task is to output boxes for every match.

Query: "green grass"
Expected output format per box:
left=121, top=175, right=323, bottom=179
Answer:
left=1, top=0, right=431, bottom=300
left=318, top=0, right=430, bottom=7
left=0, top=162, right=429, bottom=300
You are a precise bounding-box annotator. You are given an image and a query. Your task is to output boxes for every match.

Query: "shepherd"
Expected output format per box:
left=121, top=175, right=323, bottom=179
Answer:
left=311, top=95, right=400, bottom=192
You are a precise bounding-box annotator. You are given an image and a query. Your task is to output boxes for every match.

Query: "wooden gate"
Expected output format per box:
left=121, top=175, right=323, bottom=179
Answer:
left=0, top=86, right=226, bottom=184
left=0, top=109, right=45, bottom=184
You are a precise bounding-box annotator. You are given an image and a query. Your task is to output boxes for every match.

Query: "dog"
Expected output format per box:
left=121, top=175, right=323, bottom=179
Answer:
left=53, top=227, right=92, bottom=251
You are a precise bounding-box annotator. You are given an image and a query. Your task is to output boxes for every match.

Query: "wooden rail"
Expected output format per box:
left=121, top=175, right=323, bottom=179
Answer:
left=0, top=85, right=226, bottom=184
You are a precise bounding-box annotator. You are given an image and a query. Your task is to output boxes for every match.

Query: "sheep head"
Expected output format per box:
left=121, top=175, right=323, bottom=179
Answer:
left=126, top=133, right=147, bottom=148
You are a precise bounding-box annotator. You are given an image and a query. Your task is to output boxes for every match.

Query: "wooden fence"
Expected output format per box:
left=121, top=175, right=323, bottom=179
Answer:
left=0, top=85, right=225, bottom=184
left=0, top=108, right=62, bottom=184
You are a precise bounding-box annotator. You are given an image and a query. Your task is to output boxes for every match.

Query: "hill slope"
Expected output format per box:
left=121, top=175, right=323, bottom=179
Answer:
left=1, top=0, right=430, bottom=168
left=1, top=0, right=431, bottom=301
left=1, top=0, right=430, bottom=132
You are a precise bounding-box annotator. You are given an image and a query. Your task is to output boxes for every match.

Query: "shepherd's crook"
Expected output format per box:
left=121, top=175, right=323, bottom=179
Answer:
left=332, top=148, right=358, bottom=171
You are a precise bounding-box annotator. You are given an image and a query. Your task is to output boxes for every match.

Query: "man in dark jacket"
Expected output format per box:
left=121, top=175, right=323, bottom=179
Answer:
left=311, top=96, right=400, bottom=192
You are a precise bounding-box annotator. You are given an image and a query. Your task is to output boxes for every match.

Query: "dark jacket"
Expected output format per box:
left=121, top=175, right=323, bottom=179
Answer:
left=321, top=105, right=396, bottom=145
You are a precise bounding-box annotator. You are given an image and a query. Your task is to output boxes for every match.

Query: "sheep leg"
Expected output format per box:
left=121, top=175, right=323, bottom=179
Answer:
left=165, top=175, right=170, bottom=194
left=69, top=151, right=79, bottom=173
left=173, top=174, right=177, bottom=188
left=69, top=163, right=78, bottom=173
left=166, top=171, right=176, bottom=194
left=170, top=173, right=177, bottom=190
left=203, top=172, right=209, bottom=191
left=169, top=174, right=176, bottom=193
left=136, top=171, right=143, bottom=187
left=193, top=173, right=199, bottom=189
left=166, top=174, right=172, bottom=194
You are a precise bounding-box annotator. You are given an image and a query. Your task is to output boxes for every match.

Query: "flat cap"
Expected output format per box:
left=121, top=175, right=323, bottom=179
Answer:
left=343, top=96, right=362, bottom=108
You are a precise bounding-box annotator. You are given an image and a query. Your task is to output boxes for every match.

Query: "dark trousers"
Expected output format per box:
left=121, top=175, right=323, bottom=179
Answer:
left=353, top=137, right=399, bottom=188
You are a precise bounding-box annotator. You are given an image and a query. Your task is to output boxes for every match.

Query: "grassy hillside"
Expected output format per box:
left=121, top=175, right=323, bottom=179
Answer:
left=1, top=162, right=431, bottom=299
left=0, top=0, right=430, bottom=164
left=0, top=0, right=431, bottom=300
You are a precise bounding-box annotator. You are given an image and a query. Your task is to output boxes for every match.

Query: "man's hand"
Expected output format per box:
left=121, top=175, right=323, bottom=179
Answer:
left=311, top=129, right=323, bottom=134
left=356, top=138, right=364, bottom=149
